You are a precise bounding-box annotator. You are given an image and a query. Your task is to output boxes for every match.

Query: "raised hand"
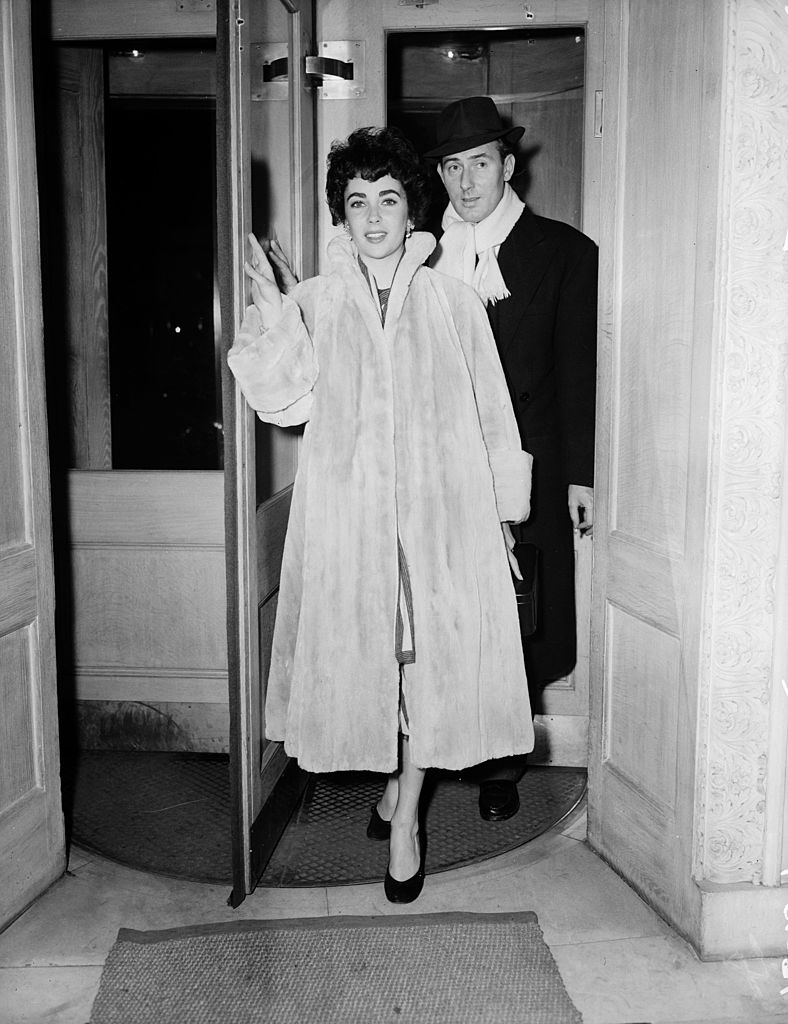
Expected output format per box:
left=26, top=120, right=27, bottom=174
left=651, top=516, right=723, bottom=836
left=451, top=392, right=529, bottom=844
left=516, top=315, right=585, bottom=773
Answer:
left=265, top=238, right=299, bottom=294
left=244, top=233, right=283, bottom=329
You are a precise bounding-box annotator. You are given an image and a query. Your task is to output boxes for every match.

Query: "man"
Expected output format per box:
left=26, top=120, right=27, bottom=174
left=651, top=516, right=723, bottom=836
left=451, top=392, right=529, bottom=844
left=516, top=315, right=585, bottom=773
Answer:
left=426, top=96, right=597, bottom=822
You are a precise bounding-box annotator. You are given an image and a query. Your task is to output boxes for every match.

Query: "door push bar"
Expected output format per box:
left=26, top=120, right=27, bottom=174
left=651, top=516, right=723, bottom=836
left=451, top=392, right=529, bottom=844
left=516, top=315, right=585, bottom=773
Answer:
left=253, top=41, right=365, bottom=100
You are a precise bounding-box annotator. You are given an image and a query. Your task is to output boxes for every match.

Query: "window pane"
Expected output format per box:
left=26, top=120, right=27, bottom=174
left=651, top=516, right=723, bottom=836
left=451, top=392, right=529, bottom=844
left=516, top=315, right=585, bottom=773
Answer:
left=106, top=103, right=221, bottom=470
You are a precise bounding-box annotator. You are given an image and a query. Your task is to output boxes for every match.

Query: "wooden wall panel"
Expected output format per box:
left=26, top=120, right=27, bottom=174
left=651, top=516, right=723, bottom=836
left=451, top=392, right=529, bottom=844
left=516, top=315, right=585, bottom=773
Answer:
left=68, top=471, right=228, bottom=734
left=511, top=95, right=583, bottom=226
left=611, top=3, right=703, bottom=556
left=0, top=551, right=36, bottom=639
left=45, top=48, right=111, bottom=470
left=71, top=547, right=227, bottom=669
left=108, top=49, right=216, bottom=98
left=50, top=0, right=215, bottom=41
left=494, top=31, right=584, bottom=226
left=0, top=98, right=26, bottom=548
left=68, top=471, right=225, bottom=546
left=0, top=629, right=38, bottom=809
left=604, top=604, right=679, bottom=809
left=397, top=43, right=488, bottom=100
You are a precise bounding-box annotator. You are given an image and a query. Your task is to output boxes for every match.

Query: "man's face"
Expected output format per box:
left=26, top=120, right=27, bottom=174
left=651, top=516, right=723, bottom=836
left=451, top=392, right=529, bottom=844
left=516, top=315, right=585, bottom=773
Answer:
left=437, top=142, right=515, bottom=224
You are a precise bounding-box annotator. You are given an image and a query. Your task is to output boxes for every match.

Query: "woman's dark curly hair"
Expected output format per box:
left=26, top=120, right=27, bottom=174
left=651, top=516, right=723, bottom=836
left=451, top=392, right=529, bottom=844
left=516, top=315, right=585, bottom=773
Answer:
left=325, top=126, right=431, bottom=229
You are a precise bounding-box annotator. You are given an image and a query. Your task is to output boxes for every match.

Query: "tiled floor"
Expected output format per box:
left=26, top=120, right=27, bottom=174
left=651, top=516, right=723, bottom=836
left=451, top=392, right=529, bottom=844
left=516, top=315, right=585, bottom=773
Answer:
left=1, top=800, right=787, bottom=1024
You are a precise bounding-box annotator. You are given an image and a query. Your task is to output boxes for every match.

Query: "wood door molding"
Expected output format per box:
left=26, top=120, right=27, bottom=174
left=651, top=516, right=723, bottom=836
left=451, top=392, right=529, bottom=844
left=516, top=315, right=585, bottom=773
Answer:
left=67, top=470, right=224, bottom=546
left=587, top=0, right=788, bottom=957
left=108, top=48, right=217, bottom=98
left=50, top=0, right=216, bottom=41
left=65, top=470, right=229, bottom=746
left=0, top=0, right=65, bottom=929
left=43, top=47, right=111, bottom=470
left=220, top=0, right=315, bottom=905
left=588, top=0, right=716, bottom=945
left=694, top=0, right=788, bottom=893
left=218, top=0, right=259, bottom=902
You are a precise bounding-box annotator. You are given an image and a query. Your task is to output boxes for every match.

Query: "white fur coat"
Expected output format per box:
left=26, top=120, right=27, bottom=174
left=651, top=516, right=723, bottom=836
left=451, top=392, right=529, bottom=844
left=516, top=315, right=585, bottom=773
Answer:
left=228, top=232, right=534, bottom=772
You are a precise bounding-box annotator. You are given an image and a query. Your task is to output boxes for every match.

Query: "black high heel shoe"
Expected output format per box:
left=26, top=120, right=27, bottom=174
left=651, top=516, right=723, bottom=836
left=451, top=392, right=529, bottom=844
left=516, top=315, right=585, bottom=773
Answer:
left=384, top=832, right=425, bottom=904
left=366, top=804, right=391, bottom=841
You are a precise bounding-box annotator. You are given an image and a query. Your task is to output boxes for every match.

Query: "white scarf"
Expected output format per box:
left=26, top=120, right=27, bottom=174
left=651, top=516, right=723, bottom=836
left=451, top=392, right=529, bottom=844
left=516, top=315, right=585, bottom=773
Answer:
left=431, top=184, right=524, bottom=306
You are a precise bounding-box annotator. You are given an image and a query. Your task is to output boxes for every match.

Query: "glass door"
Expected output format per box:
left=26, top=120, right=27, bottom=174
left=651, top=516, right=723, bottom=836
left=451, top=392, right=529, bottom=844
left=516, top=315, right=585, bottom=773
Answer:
left=219, top=0, right=316, bottom=905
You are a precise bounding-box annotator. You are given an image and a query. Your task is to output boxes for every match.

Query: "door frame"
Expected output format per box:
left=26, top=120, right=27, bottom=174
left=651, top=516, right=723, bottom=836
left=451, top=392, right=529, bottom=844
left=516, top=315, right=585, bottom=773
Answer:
left=0, top=0, right=66, bottom=930
left=219, top=0, right=315, bottom=904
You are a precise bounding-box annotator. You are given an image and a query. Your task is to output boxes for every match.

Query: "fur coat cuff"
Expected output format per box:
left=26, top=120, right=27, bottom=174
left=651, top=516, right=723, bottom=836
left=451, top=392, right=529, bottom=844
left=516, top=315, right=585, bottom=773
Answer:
left=227, top=297, right=316, bottom=426
left=489, top=449, right=533, bottom=523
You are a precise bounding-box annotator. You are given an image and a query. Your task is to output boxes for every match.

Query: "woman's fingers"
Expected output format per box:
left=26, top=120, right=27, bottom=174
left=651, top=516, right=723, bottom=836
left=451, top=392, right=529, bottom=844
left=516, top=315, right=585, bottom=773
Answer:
left=265, top=238, right=300, bottom=293
left=244, top=235, right=284, bottom=328
left=247, top=237, right=277, bottom=283
left=244, top=261, right=279, bottom=301
left=243, top=259, right=265, bottom=283
left=248, top=232, right=266, bottom=263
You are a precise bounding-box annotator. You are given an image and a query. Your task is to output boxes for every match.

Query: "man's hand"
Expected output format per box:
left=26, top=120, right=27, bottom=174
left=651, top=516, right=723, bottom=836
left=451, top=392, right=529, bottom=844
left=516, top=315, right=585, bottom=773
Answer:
left=264, top=238, right=299, bottom=294
left=568, top=484, right=594, bottom=537
left=502, top=522, right=521, bottom=579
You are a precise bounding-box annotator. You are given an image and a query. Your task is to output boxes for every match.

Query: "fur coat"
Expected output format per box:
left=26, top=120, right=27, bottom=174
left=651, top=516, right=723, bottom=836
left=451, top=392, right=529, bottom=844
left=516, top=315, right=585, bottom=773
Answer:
left=228, top=232, right=534, bottom=773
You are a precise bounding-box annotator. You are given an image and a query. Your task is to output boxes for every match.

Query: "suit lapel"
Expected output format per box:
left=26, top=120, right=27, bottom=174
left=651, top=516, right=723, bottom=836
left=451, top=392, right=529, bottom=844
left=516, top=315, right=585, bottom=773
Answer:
left=490, top=208, right=557, bottom=359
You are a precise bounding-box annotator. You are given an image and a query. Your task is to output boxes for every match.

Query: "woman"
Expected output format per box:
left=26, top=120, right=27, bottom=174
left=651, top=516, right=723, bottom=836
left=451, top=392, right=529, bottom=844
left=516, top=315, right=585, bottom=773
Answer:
left=228, top=127, right=534, bottom=903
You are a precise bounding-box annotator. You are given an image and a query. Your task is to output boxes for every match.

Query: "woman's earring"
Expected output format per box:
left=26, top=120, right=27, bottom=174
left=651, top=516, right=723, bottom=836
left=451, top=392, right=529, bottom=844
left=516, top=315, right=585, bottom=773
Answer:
left=406, top=222, right=414, bottom=239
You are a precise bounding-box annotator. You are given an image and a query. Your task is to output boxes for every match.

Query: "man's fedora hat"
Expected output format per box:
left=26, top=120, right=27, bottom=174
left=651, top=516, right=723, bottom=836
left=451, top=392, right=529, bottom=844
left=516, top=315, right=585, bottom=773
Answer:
left=424, top=95, right=524, bottom=160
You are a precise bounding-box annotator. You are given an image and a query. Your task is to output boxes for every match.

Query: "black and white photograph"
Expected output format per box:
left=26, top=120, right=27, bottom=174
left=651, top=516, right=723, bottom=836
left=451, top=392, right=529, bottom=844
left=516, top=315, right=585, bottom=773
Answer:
left=1, top=1, right=787, bottom=1022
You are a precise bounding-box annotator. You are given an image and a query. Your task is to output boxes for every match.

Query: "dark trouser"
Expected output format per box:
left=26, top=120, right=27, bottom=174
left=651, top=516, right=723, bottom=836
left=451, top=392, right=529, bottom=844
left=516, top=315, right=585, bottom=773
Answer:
left=480, top=753, right=529, bottom=783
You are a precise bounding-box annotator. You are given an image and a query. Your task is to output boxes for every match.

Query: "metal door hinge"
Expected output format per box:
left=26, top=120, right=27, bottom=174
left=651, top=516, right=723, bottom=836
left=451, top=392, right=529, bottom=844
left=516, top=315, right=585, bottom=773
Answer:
left=594, top=90, right=603, bottom=138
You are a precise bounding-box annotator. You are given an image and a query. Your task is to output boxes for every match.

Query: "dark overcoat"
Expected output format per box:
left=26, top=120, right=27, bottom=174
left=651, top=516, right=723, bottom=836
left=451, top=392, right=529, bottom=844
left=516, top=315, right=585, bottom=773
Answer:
left=487, top=207, right=598, bottom=690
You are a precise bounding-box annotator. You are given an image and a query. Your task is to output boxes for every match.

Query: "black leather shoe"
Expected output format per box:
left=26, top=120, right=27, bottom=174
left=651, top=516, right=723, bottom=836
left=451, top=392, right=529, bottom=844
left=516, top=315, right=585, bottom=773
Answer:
left=366, top=804, right=391, bottom=841
left=479, top=780, right=520, bottom=821
left=384, top=834, right=425, bottom=904
left=384, top=863, right=425, bottom=903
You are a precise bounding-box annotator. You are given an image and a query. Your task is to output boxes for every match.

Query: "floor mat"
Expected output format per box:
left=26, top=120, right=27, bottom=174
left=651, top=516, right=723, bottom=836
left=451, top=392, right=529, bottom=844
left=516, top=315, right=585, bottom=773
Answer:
left=67, top=751, right=586, bottom=886
left=90, top=912, right=584, bottom=1024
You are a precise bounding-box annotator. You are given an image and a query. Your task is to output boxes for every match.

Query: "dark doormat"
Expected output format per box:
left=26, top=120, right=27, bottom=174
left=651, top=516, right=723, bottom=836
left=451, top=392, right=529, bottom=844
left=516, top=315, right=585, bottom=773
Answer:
left=90, top=912, right=584, bottom=1024
left=67, top=751, right=586, bottom=887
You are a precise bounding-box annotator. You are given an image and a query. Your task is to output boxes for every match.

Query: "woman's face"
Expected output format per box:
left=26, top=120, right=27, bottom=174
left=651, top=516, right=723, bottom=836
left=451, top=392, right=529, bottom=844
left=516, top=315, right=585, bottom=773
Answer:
left=343, top=174, right=410, bottom=265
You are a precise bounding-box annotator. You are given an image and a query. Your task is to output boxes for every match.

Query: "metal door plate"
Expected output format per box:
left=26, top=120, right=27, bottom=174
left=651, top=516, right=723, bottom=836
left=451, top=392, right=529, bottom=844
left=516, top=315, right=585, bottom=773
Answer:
left=311, top=41, right=365, bottom=100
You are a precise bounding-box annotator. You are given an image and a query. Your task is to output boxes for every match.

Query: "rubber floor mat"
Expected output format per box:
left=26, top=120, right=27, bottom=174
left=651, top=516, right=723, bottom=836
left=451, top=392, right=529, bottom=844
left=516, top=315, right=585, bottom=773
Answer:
left=67, top=752, right=586, bottom=887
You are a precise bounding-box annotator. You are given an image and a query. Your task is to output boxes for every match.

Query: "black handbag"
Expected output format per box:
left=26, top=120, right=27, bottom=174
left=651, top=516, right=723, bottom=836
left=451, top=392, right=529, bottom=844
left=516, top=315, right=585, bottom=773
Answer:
left=511, top=542, right=538, bottom=638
